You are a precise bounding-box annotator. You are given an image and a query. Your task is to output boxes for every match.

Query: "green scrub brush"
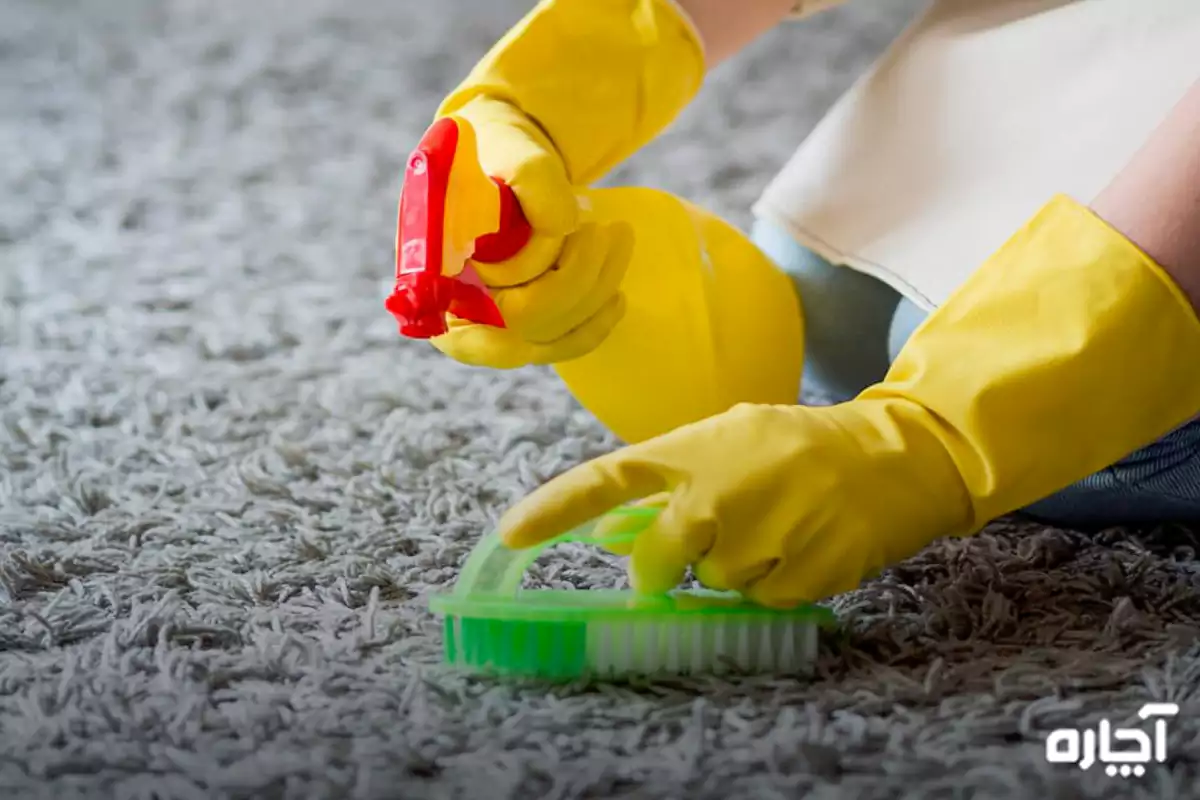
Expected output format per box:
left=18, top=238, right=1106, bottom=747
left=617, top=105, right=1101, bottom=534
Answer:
left=428, top=506, right=836, bottom=680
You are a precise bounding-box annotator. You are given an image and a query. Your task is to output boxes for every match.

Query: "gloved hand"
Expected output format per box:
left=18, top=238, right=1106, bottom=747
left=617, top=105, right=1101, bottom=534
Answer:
left=429, top=224, right=632, bottom=366
left=427, top=0, right=706, bottom=369
left=429, top=151, right=635, bottom=367
left=496, top=195, right=1200, bottom=607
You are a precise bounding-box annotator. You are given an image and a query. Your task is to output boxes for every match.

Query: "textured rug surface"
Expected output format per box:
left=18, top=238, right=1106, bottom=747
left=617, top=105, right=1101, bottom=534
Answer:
left=3, top=1, right=1200, bottom=798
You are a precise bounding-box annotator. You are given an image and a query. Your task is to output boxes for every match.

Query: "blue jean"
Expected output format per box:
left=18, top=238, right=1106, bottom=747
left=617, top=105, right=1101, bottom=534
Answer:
left=751, top=218, right=1200, bottom=528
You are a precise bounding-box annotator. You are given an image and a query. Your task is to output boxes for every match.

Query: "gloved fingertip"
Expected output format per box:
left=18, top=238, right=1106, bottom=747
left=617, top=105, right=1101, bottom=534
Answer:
left=496, top=513, right=548, bottom=550
left=601, top=291, right=627, bottom=325
left=605, top=218, right=636, bottom=259
left=527, top=294, right=625, bottom=365
left=600, top=540, right=635, bottom=557
left=472, top=234, right=564, bottom=288
left=744, top=588, right=805, bottom=611
left=507, top=166, right=578, bottom=236
left=429, top=323, right=536, bottom=370
left=552, top=220, right=603, bottom=268
left=595, top=492, right=671, bottom=556
left=743, top=560, right=826, bottom=609
left=628, top=561, right=684, bottom=595
left=593, top=509, right=647, bottom=538
left=497, top=475, right=625, bottom=550
left=495, top=490, right=562, bottom=548
left=628, top=535, right=688, bottom=596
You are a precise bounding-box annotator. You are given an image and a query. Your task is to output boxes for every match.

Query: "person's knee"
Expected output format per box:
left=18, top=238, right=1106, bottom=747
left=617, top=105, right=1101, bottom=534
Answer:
left=887, top=298, right=929, bottom=363
left=1022, top=418, right=1200, bottom=527
left=750, top=220, right=900, bottom=402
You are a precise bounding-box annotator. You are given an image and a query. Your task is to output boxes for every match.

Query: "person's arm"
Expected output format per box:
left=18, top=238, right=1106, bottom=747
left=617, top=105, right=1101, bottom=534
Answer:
left=673, top=0, right=799, bottom=66
left=1091, top=78, right=1200, bottom=310
left=492, top=77, right=1200, bottom=607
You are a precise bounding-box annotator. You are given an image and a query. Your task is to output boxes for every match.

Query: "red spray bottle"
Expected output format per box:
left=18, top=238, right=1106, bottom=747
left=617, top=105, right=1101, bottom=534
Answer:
left=385, top=115, right=532, bottom=338
left=385, top=116, right=805, bottom=446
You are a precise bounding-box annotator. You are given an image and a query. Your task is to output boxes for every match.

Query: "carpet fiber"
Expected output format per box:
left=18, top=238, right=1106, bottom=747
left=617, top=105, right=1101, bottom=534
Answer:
left=3, top=1, right=1200, bottom=798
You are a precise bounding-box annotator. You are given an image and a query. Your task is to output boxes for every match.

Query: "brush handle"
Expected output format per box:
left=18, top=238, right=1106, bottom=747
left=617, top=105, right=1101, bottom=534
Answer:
left=453, top=505, right=662, bottom=598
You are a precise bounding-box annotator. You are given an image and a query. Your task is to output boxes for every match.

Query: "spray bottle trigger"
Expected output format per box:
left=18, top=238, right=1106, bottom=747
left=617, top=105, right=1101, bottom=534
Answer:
left=474, top=179, right=532, bottom=264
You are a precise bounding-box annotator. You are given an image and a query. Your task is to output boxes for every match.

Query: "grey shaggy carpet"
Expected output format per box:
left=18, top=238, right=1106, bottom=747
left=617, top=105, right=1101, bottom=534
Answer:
left=3, top=0, right=1200, bottom=798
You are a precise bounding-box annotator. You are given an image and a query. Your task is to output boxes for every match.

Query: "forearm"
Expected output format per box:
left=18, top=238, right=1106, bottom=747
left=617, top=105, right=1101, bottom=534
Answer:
left=673, top=0, right=798, bottom=66
left=1091, top=78, right=1200, bottom=311
left=440, top=0, right=708, bottom=187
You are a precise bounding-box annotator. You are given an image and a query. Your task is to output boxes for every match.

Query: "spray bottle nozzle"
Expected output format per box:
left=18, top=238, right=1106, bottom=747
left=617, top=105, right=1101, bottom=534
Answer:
left=386, top=116, right=532, bottom=340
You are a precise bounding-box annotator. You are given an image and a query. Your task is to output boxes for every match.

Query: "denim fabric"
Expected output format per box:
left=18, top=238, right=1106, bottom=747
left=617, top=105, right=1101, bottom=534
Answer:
left=750, top=219, right=901, bottom=401
left=751, top=218, right=1200, bottom=528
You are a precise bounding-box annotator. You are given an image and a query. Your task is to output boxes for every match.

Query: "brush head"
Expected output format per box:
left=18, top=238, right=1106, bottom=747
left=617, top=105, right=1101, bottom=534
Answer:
left=428, top=506, right=837, bottom=681
left=431, top=588, right=834, bottom=680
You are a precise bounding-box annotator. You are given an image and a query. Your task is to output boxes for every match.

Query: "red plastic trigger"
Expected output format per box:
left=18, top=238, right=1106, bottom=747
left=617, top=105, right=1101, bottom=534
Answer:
left=385, top=117, right=534, bottom=340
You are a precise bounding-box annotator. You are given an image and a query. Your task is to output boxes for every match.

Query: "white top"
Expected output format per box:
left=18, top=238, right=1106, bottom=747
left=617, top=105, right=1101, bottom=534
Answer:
left=757, top=0, right=1200, bottom=310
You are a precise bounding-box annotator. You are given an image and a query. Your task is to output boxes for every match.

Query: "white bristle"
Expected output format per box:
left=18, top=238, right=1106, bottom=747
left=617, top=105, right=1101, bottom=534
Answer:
left=584, top=618, right=820, bottom=677
left=756, top=623, right=773, bottom=669
left=644, top=624, right=658, bottom=673
left=780, top=621, right=796, bottom=668
left=735, top=623, right=750, bottom=669
left=666, top=625, right=680, bottom=672
left=595, top=622, right=612, bottom=675
left=615, top=623, right=631, bottom=674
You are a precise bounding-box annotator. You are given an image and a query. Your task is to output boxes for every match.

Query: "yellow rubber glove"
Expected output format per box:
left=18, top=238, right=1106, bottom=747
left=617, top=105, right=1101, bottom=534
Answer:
left=431, top=185, right=635, bottom=369
left=428, top=0, right=706, bottom=368
left=496, top=195, right=1200, bottom=607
